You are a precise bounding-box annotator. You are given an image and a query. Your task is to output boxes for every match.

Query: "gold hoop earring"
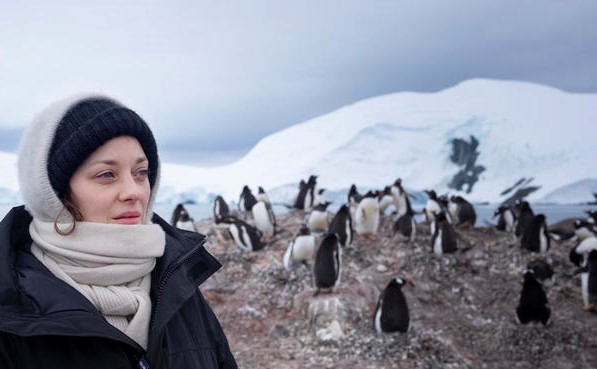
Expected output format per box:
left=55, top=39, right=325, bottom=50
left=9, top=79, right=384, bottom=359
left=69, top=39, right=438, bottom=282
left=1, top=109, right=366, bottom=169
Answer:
left=54, top=205, right=76, bottom=236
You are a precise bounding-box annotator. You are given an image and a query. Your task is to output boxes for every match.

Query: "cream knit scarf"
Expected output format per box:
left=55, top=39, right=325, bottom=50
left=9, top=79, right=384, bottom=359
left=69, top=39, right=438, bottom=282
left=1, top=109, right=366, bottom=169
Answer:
left=29, top=219, right=166, bottom=349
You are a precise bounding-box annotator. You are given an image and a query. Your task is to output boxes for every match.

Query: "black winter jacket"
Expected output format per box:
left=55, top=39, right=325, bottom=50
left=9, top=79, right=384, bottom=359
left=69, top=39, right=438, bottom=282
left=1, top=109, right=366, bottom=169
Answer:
left=0, top=206, right=238, bottom=369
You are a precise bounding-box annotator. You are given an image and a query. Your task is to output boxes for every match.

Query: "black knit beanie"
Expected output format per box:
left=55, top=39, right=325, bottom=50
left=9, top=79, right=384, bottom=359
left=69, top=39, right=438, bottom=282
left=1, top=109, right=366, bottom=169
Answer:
left=47, top=98, right=159, bottom=199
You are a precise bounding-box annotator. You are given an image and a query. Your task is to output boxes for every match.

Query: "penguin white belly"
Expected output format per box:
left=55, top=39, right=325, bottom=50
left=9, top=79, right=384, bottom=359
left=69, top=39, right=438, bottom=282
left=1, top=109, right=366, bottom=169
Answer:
left=292, top=235, right=316, bottom=262
left=355, top=198, right=380, bottom=235
left=396, top=194, right=407, bottom=218
left=581, top=271, right=589, bottom=307
left=378, top=195, right=393, bottom=214
left=430, top=221, right=436, bottom=236
left=229, top=224, right=243, bottom=249
left=240, top=227, right=254, bottom=252
left=539, top=226, right=548, bottom=253
left=252, top=202, right=274, bottom=238
left=308, top=211, right=328, bottom=232
left=176, top=220, right=196, bottom=232
left=410, top=217, right=417, bottom=242
left=283, top=242, right=294, bottom=270
left=374, top=306, right=383, bottom=333
left=425, top=201, right=441, bottom=221
left=504, top=211, right=515, bottom=232
left=344, top=219, right=353, bottom=246
left=433, top=229, right=443, bottom=256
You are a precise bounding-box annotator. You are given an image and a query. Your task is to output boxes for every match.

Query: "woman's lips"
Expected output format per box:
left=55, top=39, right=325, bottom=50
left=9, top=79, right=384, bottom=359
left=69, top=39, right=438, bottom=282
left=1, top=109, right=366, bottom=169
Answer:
left=113, top=211, right=141, bottom=224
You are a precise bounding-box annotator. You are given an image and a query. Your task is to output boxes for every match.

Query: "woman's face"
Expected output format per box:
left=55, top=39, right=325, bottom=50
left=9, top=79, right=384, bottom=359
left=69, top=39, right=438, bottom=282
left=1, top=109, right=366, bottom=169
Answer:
left=68, top=136, right=151, bottom=224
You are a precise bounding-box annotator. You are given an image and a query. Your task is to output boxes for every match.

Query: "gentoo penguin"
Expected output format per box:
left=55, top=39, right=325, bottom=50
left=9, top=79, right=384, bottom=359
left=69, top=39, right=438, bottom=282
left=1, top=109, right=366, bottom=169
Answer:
left=283, top=224, right=316, bottom=270
left=571, top=237, right=597, bottom=311
left=294, top=175, right=317, bottom=210
left=449, top=195, right=476, bottom=228
left=355, top=191, right=380, bottom=240
left=329, top=204, right=353, bottom=247
left=307, top=201, right=331, bottom=233
left=494, top=204, right=516, bottom=233
left=516, top=269, right=551, bottom=325
left=292, top=179, right=306, bottom=208
left=213, top=195, right=230, bottom=224
left=313, top=233, right=342, bottom=296
left=526, top=259, right=554, bottom=283
left=226, top=216, right=264, bottom=252
left=521, top=214, right=550, bottom=253
left=390, top=178, right=409, bottom=218
left=374, top=278, right=413, bottom=333
left=170, top=203, right=188, bottom=226
left=574, top=219, right=597, bottom=241
left=431, top=211, right=458, bottom=256
left=174, top=207, right=197, bottom=232
left=392, top=192, right=417, bottom=243
left=251, top=200, right=276, bottom=241
left=424, top=190, right=443, bottom=235
left=348, top=184, right=363, bottom=206
left=256, top=186, right=271, bottom=205
left=515, top=200, right=534, bottom=238
left=238, top=185, right=258, bottom=214
left=437, top=195, right=454, bottom=224
left=377, top=186, right=394, bottom=215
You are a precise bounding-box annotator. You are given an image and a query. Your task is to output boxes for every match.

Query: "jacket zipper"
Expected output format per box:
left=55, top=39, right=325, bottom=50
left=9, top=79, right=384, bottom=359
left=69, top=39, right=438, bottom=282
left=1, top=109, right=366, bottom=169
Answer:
left=149, top=238, right=206, bottom=332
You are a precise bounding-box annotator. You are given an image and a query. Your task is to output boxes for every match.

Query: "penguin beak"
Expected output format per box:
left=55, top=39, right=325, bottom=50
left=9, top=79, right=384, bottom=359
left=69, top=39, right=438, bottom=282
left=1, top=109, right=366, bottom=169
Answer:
left=405, top=279, right=415, bottom=287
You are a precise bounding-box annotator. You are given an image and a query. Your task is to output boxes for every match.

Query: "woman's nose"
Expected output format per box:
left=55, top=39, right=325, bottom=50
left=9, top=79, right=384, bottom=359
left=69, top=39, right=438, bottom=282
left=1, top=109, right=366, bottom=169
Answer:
left=118, top=174, right=144, bottom=201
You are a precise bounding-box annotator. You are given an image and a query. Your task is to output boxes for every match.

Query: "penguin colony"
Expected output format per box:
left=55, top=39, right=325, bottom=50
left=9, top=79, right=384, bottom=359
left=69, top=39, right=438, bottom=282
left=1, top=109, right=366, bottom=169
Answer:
left=174, top=175, right=597, bottom=342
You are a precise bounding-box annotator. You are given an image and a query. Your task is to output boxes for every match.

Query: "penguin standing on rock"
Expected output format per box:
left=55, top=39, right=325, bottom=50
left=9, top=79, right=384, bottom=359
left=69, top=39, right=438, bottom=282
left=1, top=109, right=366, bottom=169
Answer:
left=226, top=216, right=264, bottom=252
left=571, top=237, right=597, bottom=311
left=516, top=269, right=551, bottom=325
left=294, top=175, right=318, bottom=210
left=521, top=214, right=550, bottom=253
left=213, top=195, right=230, bottom=225
left=449, top=195, right=476, bottom=228
left=494, top=204, right=516, bottom=233
left=307, top=201, right=331, bottom=233
left=174, top=207, right=197, bottom=232
left=283, top=224, right=316, bottom=270
left=313, top=233, right=342, bottom=296
left=431, top=211, right=458, bottom=256
left=424, top=190, right=443, bottom=235
left=329, top=204, right=353, bottom=247
left=515, top=200, right=534, bottom=238
left=391, top=179, right=417, bottom=241
left=252, top=200, right=276, bottom=241
left=170, top=203, right=189, bottom=226
left=374, top=277, right=412, bottom=333
left=355, top=191, right=380, bottom=240
left=238, top=185, right=258, bottom=214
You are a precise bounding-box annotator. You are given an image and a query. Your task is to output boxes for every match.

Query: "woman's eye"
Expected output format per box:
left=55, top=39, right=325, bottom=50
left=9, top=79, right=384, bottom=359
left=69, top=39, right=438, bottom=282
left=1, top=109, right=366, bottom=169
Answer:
left=98, top=171, right=115, bottom=179
left=135, top=169, right=149, bottom=179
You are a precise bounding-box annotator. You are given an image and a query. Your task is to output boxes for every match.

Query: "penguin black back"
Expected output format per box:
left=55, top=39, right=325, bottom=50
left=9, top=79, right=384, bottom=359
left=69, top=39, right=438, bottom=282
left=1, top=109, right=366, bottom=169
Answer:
left=313, top=233, right=341, bottom=293
left=521, top=214, right=550, bottom=253
left=588, top=251, right=597, bottom=310
left=239, top=185, right=258, bottom=212
left=451, top=195, right=476, bottom=227
left=329, top=204, right=353, bottom=247
left=374, top=278, right=411, bottom=333
left=516, top=270, right=550, bottom=325
left=431, top=211, right=458, bottom=254
left=170, top=203, right=186, bottom=226
left=515, top=201, right=534, bottom=237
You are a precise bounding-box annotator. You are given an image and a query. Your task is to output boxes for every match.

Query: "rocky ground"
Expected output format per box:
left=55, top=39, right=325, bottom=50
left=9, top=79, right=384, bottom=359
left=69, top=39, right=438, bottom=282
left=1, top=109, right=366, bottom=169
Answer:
left=195, top=210, right=597, bottom=369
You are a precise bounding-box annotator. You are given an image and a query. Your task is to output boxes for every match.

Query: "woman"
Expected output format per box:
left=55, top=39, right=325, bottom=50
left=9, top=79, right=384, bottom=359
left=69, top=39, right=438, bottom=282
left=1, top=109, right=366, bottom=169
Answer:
left=0, top=94, right=238, bottom=368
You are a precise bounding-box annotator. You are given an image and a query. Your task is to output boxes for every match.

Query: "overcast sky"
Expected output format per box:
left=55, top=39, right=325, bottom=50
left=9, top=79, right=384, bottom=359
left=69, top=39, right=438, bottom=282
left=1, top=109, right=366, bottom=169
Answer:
left=1, top=1, right=596, bottom=164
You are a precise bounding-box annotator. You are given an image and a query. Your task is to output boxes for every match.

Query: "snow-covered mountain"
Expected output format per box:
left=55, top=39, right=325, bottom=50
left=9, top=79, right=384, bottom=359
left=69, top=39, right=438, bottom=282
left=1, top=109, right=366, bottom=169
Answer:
left=1, top=79, right=596, bottom=207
